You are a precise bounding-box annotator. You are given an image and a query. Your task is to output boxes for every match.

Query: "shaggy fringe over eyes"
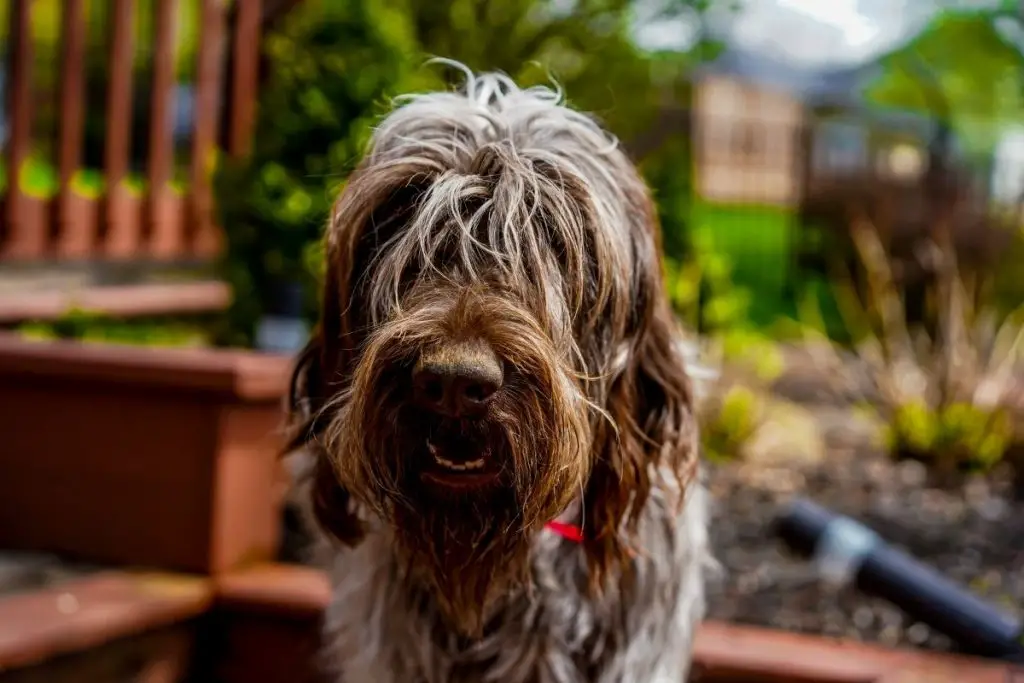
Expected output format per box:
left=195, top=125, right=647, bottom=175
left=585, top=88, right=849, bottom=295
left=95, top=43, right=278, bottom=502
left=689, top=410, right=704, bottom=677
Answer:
left=285, top=63, right=699, bottom=592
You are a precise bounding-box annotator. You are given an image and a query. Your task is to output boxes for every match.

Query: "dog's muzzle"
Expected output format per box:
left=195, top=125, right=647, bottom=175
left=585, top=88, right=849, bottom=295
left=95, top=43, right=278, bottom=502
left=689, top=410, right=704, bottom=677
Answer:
left=410, top=339, right=507, bottom=491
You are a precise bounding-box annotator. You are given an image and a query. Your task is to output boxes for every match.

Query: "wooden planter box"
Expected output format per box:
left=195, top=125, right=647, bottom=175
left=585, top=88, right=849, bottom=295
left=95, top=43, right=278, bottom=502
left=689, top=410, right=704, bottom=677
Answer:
left=0, top=335, right=292, bottom=574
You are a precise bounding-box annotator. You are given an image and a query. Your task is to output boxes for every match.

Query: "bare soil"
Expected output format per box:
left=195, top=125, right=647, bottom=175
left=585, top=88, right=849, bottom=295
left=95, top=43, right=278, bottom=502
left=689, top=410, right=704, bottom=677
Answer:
left=706, top=350, right=1024, bottom=654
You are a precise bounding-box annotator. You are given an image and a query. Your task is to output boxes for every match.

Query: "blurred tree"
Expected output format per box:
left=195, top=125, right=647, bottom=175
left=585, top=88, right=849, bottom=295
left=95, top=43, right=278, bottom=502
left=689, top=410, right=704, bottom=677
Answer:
left=412, top=0, right=721, bottom=264
left=409, top=0, right=713, bottom=139
left=867, top=10, right=1024, bottom=153
left=213, top=0, right=432, bottom=347
left=865, top=5, right=1024, bottom=322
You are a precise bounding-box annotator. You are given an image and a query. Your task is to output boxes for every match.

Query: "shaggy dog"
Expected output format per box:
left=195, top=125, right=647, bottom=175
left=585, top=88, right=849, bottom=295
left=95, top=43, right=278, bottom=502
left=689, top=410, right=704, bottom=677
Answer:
left=286, top=63, right=712, bottom=683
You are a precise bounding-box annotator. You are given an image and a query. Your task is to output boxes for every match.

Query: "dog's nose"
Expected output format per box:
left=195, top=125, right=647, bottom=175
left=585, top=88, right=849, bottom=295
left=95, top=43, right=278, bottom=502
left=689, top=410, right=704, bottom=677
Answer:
left=413, top=341, right=503, bottom=417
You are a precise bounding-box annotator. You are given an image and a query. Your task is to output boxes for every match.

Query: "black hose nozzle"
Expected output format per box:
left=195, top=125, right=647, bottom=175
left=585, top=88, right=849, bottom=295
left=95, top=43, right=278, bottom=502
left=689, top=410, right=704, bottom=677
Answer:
left=776, top=498, right=1024, bottom=662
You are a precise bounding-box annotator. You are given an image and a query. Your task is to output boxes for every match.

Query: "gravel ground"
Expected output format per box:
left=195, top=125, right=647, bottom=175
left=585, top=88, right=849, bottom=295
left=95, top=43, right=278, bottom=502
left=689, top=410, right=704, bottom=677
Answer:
left=705, top=405, right=1024, bottom=654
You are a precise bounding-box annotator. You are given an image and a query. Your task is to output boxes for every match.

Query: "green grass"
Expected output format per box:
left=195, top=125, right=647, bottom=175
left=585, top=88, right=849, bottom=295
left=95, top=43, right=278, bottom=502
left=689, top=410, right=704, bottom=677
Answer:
left=690, top=200, right=797, bottom=326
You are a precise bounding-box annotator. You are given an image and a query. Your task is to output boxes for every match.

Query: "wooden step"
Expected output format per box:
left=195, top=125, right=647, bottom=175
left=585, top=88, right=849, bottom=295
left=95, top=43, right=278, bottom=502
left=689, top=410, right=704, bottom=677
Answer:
left=0, top=570, right=211, bottom=683
left=0, top=281, right=231, bottom=323
left=202, top=564, right=330, bottom=683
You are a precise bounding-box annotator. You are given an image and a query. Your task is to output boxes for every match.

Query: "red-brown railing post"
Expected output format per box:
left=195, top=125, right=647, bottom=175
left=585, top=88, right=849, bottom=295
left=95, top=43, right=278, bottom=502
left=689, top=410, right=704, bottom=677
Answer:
left=147, top=0, right=183, bottom=259
left=2, top=0, right=268, bottom=266
left=103, top=0, right=141, bottom=258
left=55, top=0, right=94, bottom=258
left=191, top=0, right=229, bottom=258
left=2, top=0, right=44, bottom=259
left=229, top=0, right=262, bottom=159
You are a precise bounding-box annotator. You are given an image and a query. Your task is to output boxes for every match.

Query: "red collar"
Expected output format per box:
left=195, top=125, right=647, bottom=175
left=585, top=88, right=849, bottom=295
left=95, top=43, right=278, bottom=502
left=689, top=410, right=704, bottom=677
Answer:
left=544, top=520, right=583, bottom=543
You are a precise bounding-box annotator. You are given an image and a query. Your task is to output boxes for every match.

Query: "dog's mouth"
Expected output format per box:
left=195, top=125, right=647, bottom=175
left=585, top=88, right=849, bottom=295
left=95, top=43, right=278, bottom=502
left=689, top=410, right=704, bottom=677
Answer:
left=421, top=438, right=500, bottom=489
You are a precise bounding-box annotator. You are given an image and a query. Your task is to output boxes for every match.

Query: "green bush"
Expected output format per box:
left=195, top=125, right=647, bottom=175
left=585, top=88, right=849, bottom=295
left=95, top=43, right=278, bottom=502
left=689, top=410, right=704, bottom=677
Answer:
left=699, top=384, right=766, bottom=462
left=663, top=225, right=787, bottom=386
left=213, top=0, right=435, bottom=347
left=664, top=226, right=753, bottom=334
left=642, top=134, right=692, bottom=263
left=803, top=224, right=1024, bottom=481
left=717, top=328, right=785, bottom=383
left=688, top=200, right=796, bottom=326
left=883, top=401, right=1015, bottom=477
left=991, top=226, right=1024, bottom=318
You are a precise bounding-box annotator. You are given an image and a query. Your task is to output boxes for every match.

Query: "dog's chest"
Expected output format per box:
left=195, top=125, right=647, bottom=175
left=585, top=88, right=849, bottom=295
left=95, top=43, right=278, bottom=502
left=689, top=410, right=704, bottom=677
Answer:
left=322, top=536, right=599, bottom=683
left=319, top=486, right=709, bottom=683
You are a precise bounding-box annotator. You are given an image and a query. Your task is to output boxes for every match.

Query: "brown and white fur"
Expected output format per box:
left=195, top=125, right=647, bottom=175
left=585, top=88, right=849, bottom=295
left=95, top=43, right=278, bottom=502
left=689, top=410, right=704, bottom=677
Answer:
left=285, top=62, right=713, bottom=683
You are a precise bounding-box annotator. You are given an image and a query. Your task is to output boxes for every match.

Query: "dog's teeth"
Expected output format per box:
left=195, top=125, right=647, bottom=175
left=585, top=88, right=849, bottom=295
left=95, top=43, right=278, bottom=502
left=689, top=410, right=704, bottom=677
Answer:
left=431, top=450, right=487, bottom=472
left=428, top=442, right=439, bottom=457
left=434, top=455, right=459, bottom=469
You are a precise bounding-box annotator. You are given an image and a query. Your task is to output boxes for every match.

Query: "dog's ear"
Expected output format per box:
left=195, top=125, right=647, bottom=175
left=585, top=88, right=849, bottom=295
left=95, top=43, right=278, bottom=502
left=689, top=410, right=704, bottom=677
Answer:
left=284, top=169, right=426, bottom=548
left=283, top=262, right=365, bottom=547
left=582, top=186, right=698, bottom=590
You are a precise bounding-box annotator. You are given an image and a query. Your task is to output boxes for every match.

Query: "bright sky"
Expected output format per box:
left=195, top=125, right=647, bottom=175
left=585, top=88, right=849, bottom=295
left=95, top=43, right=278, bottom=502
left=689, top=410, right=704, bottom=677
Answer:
left=633, top=0, right=944, bottom=67
left=775, top=0, right=880, bottom=47
left=725, top=0, right=933, bottom=67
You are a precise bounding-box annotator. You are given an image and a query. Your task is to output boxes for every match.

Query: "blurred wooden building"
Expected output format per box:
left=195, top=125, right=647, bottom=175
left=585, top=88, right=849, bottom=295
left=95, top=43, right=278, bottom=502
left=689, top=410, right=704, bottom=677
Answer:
left=689, top=46, right=937, bottom=210
left=692, top=73, right=803, bottom=207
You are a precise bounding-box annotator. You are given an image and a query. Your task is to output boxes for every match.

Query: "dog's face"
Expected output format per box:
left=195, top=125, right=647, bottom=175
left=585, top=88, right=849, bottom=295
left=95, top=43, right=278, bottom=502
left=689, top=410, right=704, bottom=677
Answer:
left=289, top=71, right=698, bottom=635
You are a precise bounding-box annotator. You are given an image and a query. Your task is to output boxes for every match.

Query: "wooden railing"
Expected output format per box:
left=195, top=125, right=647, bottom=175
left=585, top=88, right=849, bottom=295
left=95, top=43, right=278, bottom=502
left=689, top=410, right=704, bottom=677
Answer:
left=1, top=0, right=263, bottom=263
